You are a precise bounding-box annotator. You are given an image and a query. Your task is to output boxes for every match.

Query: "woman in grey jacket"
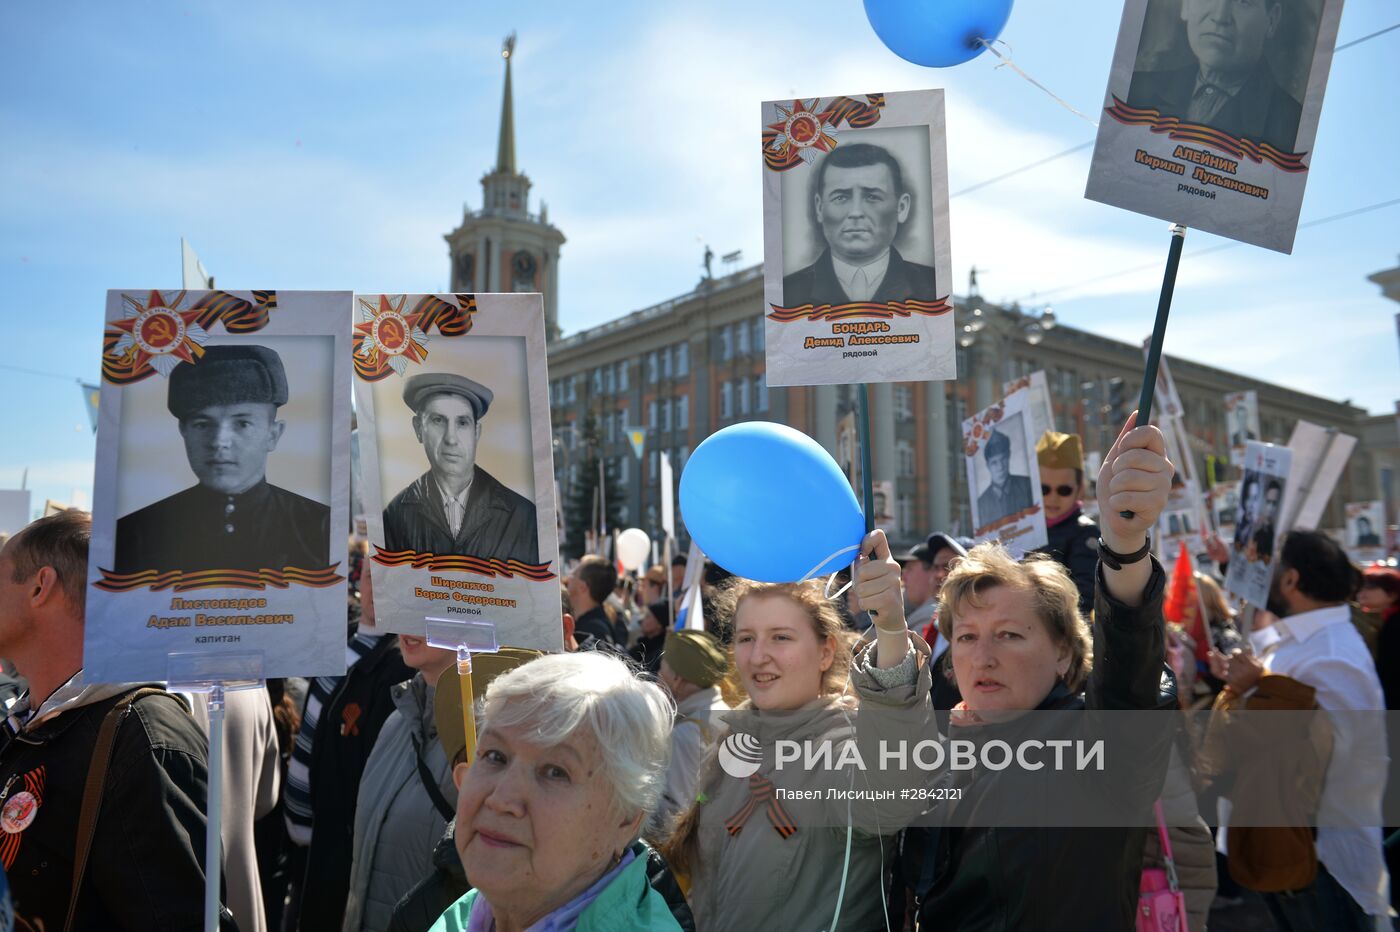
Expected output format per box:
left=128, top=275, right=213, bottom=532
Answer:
left=342, top=633, right=458, bottom=932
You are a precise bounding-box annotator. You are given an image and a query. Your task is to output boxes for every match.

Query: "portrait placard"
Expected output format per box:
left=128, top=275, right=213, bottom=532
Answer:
left=1226, top=441, right=1292, bottom=608
left=1002, top=370, right=1056, bottom=441
left=1225, top=391, right=1260, bottom=465
left=353, top=293, right=562, bottom=651
left=1280, top=419, right=1355, bottom=533
left=1086, top=0, right=1344, bottom=253
left=1345, top=500, right=1386, bottom=565
left=962, top=387, right=1047, bottom=555
left=761, top=89, right=954, bottom=386
left=1155, top=478, right=1204, bottom=569
left=1209, top=478, right=1240, bottom=541
left=86, top=289, right=352, bottom=682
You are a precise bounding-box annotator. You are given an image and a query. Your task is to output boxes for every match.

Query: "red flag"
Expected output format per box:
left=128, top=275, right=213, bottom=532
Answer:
left=1163, top=542, right=1207, bottom=659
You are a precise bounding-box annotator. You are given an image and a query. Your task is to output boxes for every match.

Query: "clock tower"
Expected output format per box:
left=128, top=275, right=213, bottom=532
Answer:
left=445, top=34, right=566, bottom=341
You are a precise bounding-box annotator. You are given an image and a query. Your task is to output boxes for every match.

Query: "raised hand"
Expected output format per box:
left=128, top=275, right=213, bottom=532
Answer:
left=1096, top=411, right=1173, bottom=554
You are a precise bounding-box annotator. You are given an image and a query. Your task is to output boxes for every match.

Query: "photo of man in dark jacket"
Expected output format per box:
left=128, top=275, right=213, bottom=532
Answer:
left=382, top=372, right=539, bottom=563
left=113, top=343, right=331, bottom=574
left=1126, top=0, right=1304, bottom=152
left=782, top=142, right=937, bottom=308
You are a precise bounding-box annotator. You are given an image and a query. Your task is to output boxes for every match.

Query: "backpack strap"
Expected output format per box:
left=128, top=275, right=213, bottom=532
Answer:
left=63, top=687, right=179, bottom=932
left=411, top=733, right=456, bottom=822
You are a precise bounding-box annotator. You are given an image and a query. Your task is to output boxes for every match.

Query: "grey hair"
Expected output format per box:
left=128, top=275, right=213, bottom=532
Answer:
left=479, top=651, right=675, bottom=820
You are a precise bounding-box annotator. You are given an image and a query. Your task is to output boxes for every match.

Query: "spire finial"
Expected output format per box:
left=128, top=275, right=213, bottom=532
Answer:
left=496, top=33, right=517, bottom=174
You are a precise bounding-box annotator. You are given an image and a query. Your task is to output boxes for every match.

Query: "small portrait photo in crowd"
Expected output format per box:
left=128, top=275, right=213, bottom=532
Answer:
left=354, top=293, right=562, bottom=650
left=87, top=289, right=352, bottom=683
left=1127, top=0, right=1325, bottom=154
left=1209, top=478, right=1240, bottom=538
left=1226, top=440, right=1292, bottom=607
left=761, top=89, right=954, bottom=387
left=962, top=387, right=1047, bottom=554
left=112, top=338, right=333, bottom=574
left=1345, top=500, right=1387, bottom=560
left=1225, top=390, right=1260, bottom=464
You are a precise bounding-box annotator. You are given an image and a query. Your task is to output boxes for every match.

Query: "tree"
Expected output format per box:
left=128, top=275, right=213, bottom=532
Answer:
left=562, top=413, right=624, bottom=559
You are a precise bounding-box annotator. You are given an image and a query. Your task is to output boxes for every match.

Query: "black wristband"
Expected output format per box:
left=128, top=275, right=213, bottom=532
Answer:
left=1097, top=537, right=1150, bottom=571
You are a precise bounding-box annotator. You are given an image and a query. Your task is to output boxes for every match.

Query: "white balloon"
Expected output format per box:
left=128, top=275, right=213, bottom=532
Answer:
left=616, top=527, right=651, bottom=572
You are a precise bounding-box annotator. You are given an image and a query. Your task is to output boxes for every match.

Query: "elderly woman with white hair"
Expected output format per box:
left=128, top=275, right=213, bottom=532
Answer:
left=429, top=650, right=689, bottom=932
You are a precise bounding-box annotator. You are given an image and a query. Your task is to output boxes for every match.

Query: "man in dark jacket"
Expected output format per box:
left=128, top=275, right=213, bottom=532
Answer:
left=782, top=142, right=937, bottom=308
left=291, top=567, right=413, bottom=932
left=1127, top=0, right=1301, bottom=152
left=114, top=344, right=331, bottom=575
left=567, top=555, right=622, bottom=646
left=1031, top=430, right=1099, bottom=613
left=0, top=510, right=213, bottom=929
left=382, top=372, right=539, bottom=563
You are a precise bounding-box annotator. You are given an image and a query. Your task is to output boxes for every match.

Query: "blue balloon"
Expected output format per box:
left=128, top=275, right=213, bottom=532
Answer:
left=679, top=422, right=865, bottom=583
left=863, top=0, right=1014, bottom=68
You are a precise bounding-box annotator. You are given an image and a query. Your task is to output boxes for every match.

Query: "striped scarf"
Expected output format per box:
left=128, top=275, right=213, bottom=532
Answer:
left=283, top=631, right=382, bottom=845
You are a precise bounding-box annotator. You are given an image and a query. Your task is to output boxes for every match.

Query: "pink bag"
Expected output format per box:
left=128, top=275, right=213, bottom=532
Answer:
left=1138, top=800, right=1189, bottom=932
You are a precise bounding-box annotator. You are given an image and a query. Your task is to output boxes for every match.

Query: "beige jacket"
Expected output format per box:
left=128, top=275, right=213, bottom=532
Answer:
left=686, top=635, right=934, bottom=932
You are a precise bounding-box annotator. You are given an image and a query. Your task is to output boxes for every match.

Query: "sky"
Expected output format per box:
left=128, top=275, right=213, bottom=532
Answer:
left=1, top=0, right=1397, bottom=519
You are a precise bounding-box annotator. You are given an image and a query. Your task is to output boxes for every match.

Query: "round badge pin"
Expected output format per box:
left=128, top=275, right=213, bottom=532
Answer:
left=1, top=791, right=38, bottom=834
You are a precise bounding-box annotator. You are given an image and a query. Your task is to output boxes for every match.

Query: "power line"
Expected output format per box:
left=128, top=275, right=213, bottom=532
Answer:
left=1020, top=196, right=1400, bottom=302
left=951, top=142, right=1093, bottom=198
left=1335, top=22, right=1399, bottom=52
left=0, top=363, right=88, bottom=384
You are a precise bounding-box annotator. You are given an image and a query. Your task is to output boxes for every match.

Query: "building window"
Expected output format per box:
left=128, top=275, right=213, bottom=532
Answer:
left=737, top=379, right=750, bottom=416
left=720, top=381, right=733, bottom=419
left=618, top=455, right=630, bottom=484
left=897, top=440, right=915, bottom=479
left=606, top=414, right=616, bottom=443
left=737, top=320, right=750, bottom=356
left=661, top=398, right=671, bottom=432
left=661, top=346, right=672, bottom=380
left=649, top=450, right=659, bottom=483
left=677, top=394, right=689, bottom=430
left=567, top=376, right=577, bottom=403
left=604, top=366, right=615, bottom=394
left=756, top=376, right=768, bottom=412
left=618, top=361, right=629, bottom=391
left=676, top=342, right=689, bottom=377
left=897, top=494, right=914, bottom=534
left=894, top=385, right=912, bottom=422
left=648, top=400, right=658, bottom=429
left=753, top=317, right=765, bottom=351
left=677, top=444, right=690, bottom=468
left=592, top=368, right=603, bottom=394
left=720, top=325, right=733, bottom=362
left=647, top=351, right=658, bottom=384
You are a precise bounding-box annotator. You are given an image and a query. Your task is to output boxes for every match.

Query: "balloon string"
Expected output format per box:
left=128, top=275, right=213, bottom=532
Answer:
left=824, top=568, right=854, bottom=602
left=975, top=38, right=1099, bottom=128
left=800, top=545, right=861, bottom=585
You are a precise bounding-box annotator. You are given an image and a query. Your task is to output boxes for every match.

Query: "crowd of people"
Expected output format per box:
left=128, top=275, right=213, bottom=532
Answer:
left=0, top=413, right=1396, bottom=931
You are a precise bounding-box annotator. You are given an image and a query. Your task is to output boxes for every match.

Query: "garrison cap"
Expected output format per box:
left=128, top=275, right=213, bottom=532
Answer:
left=664, top=630, right=729, bottom=688
left=984, top=427, right=1012, bottom=459
left=168, top=344, right=288, bottom=419
left=403, top=373, right=494, bottom=420
left=434, top=647, right=543, bottom=764
left=1036, top=431, right=1085, bottom=471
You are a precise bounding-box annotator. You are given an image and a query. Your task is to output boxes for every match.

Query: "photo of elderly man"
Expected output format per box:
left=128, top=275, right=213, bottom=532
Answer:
left=382, top=372, right=539, bottom=563
left=114, top=344, right=330, bottom=573
left=1127, top=0, right=1304, bottom=152
left=782, top=142, right=937, bottom=307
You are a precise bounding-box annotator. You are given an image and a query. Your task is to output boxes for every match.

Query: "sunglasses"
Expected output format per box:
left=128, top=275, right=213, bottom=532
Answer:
left=1041, top=484, right=1076, bottom=497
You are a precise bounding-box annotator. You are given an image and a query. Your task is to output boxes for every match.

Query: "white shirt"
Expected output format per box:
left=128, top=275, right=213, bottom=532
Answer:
left=831, top=251, right=891, bottom=302
left=1245, top=605, right=1391, bottom=919
left=435, top=478, right=471, bottom=536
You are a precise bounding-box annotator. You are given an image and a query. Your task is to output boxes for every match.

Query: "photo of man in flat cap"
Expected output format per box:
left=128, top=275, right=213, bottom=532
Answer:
left=113, top=343, right=331, bottom=573
left=382, top=372, right=540, bottom=562
left=976, top=426, right=1034, bottom=529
